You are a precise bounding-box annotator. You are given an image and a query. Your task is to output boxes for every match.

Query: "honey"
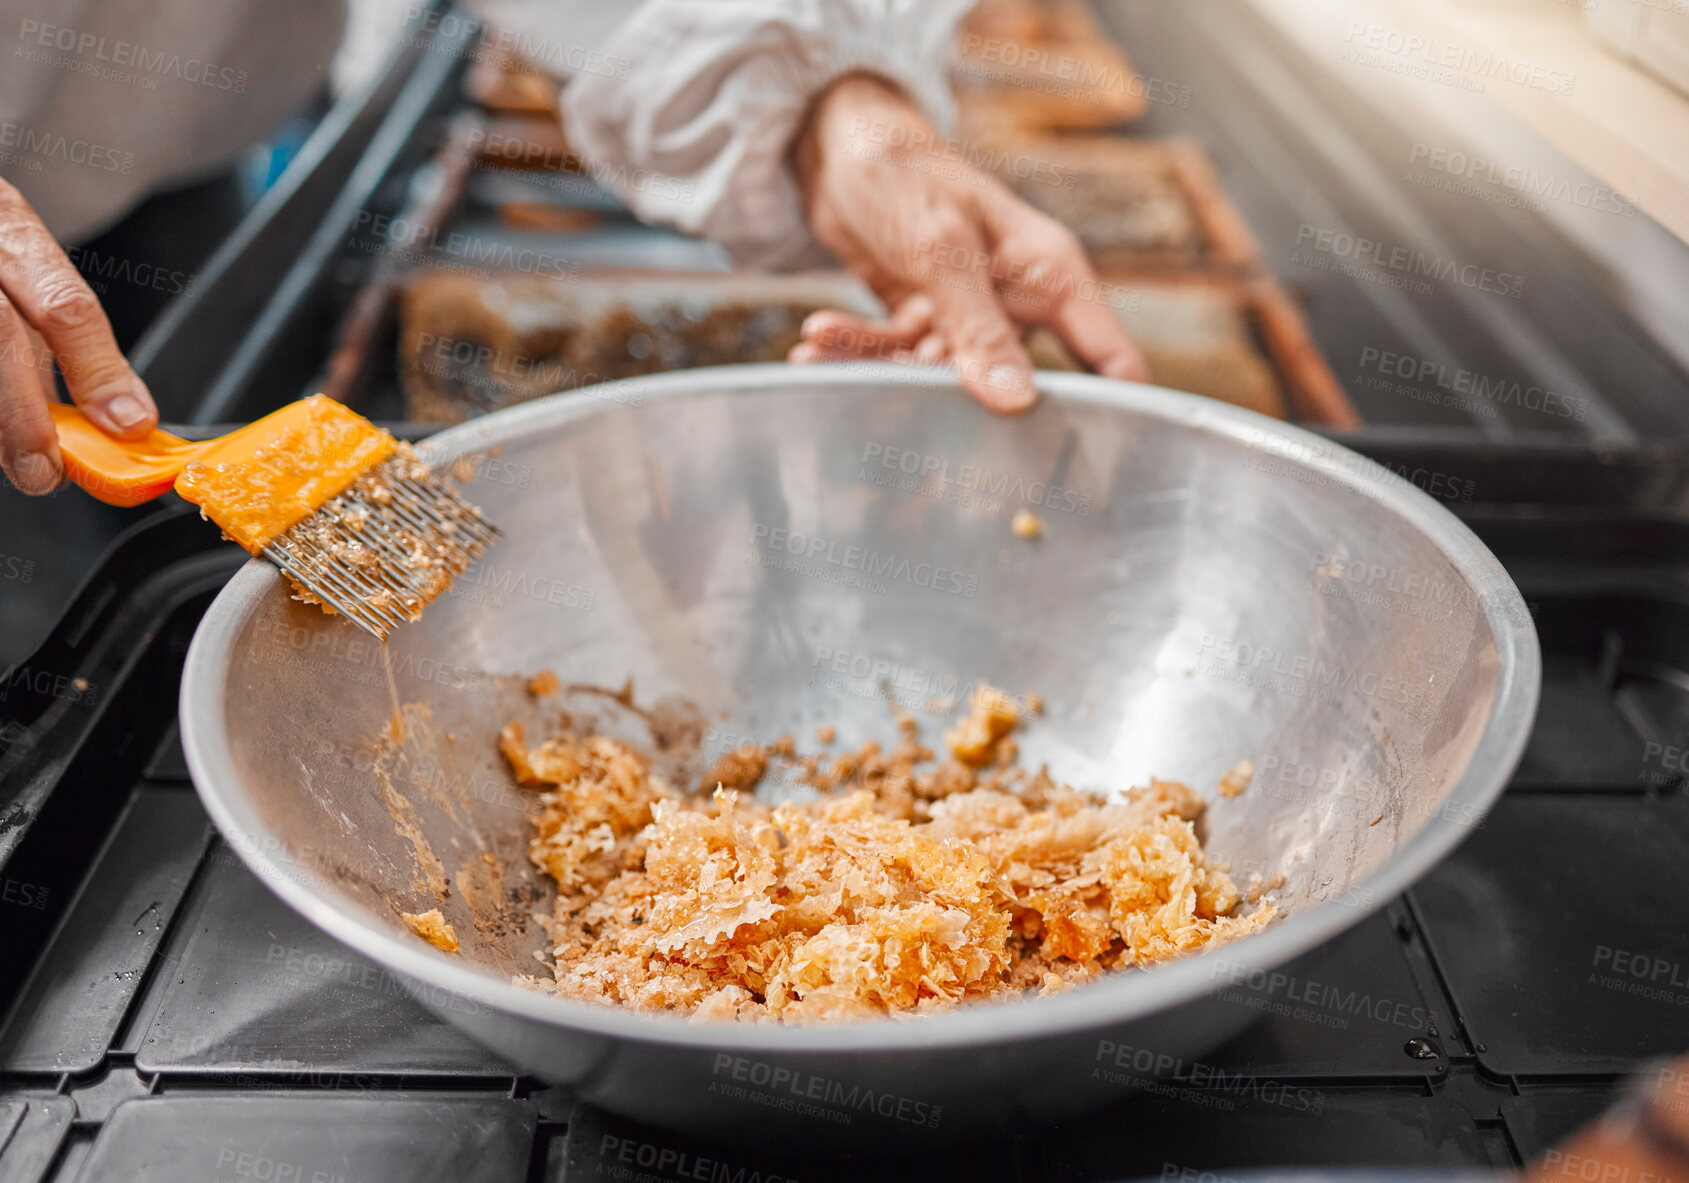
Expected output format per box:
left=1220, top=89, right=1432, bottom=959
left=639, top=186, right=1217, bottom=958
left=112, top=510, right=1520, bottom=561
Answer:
left=175, top=395, right=395, bottom=552
left=505, top=688, right=1275, bottom=1022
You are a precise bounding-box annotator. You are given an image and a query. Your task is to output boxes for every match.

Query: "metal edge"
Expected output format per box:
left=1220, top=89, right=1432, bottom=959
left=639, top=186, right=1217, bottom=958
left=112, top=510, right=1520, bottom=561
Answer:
left=179, top=364, right=1541, bottom=1056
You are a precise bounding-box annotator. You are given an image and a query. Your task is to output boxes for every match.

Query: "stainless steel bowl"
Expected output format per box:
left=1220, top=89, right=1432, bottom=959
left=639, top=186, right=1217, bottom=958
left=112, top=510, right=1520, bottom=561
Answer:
left=179, top=365, right=1539, bottom=1148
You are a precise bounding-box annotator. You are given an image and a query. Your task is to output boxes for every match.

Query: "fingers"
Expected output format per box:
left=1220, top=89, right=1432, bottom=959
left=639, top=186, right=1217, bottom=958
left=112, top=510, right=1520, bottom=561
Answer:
left=983, top=189, right=1150, bottom=384
left=1047, top=290, right=1151, bottom=383
left=0, top=294, right=62, bottom=494
left=0, top=180, right=155, bottom=438
left=941, top=306, right=1038, bottom=412
left=917, top=230, right=1037, bottom=413
left=790, top=296, right=933, bottom=364
left=911, top=331, right=947, bottom=365
left=809, top=294, right=932, bottom=349
left=789, top=338, right=919, bottom=365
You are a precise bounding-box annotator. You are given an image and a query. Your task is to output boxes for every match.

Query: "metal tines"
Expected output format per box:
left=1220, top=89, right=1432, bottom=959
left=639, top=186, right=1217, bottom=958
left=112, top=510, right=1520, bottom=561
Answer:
left=260, top=455, right=501, bottom=640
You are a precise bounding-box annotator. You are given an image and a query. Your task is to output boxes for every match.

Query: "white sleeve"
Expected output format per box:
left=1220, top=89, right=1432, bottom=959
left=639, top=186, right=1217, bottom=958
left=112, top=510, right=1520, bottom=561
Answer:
left=0, top=0, right=344, bottom=244
left=560, top=0, right=973, bottom=271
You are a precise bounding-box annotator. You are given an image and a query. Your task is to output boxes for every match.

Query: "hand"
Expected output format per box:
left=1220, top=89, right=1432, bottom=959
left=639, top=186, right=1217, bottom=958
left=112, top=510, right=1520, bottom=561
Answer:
left=0, top=178, right=157, bottom=494
left=788, top=74, right=1147, bottom=413
left=1523, top=1053, right=1689, bottom=1183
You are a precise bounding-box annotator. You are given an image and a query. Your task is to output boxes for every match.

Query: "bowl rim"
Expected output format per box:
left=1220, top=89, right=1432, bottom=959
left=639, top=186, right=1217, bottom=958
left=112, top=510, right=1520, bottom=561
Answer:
left=179, top=363, right=1541, bottom=1055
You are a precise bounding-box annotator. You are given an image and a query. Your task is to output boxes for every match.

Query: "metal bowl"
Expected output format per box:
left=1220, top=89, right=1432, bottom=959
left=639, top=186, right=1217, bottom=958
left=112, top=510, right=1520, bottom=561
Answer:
left=180, top=365, right=1539, bottom=1148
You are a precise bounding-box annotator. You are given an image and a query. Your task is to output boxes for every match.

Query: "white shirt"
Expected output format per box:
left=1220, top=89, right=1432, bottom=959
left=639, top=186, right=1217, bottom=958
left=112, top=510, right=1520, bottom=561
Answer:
left=0, top=0, right=345, bottom=243
left=1, top=0, right=969, bottom=265
left=539, top=0, right=973, bottom=269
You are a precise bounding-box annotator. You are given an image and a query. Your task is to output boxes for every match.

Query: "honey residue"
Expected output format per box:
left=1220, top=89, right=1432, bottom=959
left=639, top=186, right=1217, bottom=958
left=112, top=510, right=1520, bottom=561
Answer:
left=381, top=642, right=405, bottom=744
left=505, top=686, right=1275, bottom=1022
left=702, top=744, right=768, bottom=793
left=1218, top=759, right=1254, bottom=799
left=400, top=908, right=459, bottom=952
left=944, top=686, right=1022, bottom=767
left=175, top=395, right=394, bottom=553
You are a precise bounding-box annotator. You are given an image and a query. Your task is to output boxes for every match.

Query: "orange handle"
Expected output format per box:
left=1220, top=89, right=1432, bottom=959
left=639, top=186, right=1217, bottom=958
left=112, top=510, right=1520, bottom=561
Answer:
left=50, top=396, right=397, bottom=554
left=48, top=403, right=211, bottom=507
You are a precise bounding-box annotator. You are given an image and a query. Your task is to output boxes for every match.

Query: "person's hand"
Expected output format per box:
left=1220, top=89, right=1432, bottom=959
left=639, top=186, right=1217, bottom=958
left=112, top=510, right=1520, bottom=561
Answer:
left=0, top=178, right=157, bottom=494
left=1523, top=1054, right=1689, bottom=1183
left=788, top=74, right=1148, bottom=413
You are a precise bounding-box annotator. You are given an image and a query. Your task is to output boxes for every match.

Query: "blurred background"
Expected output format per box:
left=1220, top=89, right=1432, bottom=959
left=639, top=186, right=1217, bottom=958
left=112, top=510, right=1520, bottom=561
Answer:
left=3, top=0, right=1687, bottom=663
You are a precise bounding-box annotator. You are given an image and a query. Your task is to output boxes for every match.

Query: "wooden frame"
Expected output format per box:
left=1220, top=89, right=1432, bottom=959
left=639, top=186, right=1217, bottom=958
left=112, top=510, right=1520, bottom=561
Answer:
left=1036, top=271, right=1362, bottom=428
left=996, top=136, right=1266, bottom=276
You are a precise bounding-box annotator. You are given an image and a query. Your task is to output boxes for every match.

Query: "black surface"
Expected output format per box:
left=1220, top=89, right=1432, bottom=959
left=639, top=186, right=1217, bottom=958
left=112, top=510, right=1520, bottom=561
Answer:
left=0, top=509, right=243, bottom=1005
left=75, top=1095, right=535, bottom=1183
left=1499, top=1088, right=1626, bottom=1162
left=0, top=1098, right=25, bottom=1158
left=1509, top=657, right=1663, bottom=791
left=143, top=724, right=191, bottom=784
left=0, top=786, right=209, bottom=1074
left=131, top=838, right=512, bottom=1078
left=1191, top=906, right=1449, bottom=1081
left=1410, top=795, right=1689, bottom=1077
left=76, top=169, right=265, bottom=354
left=1040, top=1088, right=1498, bottom=1181
left=564, top=1103, right=1022, bottom=1183
left=0, top=1097, right=74, bottom=1183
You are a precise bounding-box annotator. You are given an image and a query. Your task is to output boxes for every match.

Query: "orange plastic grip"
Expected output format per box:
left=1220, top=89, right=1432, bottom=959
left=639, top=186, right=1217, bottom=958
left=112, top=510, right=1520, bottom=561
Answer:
left=174, top=396, right=395, bottom=552
left=48, top=403, right=202, bottom=508
left=50, top=396, right=396, bottom=552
